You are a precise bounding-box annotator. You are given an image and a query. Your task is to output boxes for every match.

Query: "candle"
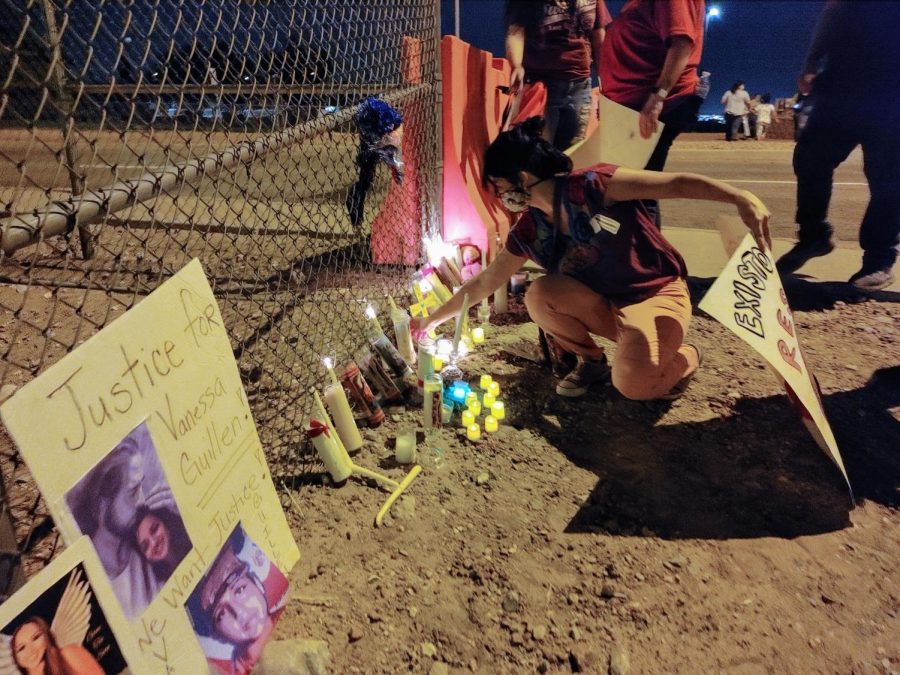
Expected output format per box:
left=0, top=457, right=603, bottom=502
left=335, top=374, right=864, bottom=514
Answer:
left=423, top=374, right=443, bottom=429
left=323, top=356, right=340, bottom=388
left=487, top=381, right=500, bottom=397
left=395, top=429, right=417, bottom=464
left=493, top=281, right=508, bottom=314
left=441, top=403, right=454, bottom=424
left=451, top=385, right=467, bottom=404
left=479, top=374, right=493, bottom=390
left=325, top=383, right=364, bottom=453
left=471, top=327, right=485, bottom=344
left=491, top=400, right=505, bottom=420
left=306, top=420, right=352, bottom=482
left=467, top=400, right=481, bottom=417
left=313, top=389, right=346, bottom=454
left=465, top=391, right=479, bottom=408
left=484, top=415, right=498, bottom=433
left=461, top=409, right=475, bottom=427
left=433, top=356, right=444, bottom=371
left=482, top=392, right=496, bottom=409
left=436, top=339, right=453, bottom=361
left=365, top=303, right=385, bottom=339
left=452, top=292, right=470, bottom=354
left=466, top=423, right=481, bottom=441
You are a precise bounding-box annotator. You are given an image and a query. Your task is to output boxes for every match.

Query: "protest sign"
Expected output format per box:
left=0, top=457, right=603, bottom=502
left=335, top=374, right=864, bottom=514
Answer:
left=1, top=259, right=300, bottom=673
left=567, top=95, right=664, bottom=170
left=699, top=233, right=850, bottom=490
left=0, top=537, right=146, bottom=674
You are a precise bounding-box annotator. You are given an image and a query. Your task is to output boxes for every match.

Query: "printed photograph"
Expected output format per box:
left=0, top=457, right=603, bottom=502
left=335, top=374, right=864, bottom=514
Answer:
left=185, top=524, right=289, bottom=675
left=64, top=422, right=192, bottom=619
left=0, top=563, right=128, bottom=675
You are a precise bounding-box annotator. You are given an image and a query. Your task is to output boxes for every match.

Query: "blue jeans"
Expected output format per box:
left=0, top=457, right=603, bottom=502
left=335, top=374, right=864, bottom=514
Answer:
left=541, top=78, right=592, bottom=151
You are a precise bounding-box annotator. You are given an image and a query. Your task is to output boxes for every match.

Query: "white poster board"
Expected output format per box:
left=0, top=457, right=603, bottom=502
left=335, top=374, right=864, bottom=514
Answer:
left=699, top=234, right=850, bottom=491
left=567, top=95, right=664, bottom=169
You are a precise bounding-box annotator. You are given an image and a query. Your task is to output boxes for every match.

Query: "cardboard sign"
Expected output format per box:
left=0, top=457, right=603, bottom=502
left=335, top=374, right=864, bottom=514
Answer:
left=0, top=537, right=146, bottom=674
left=1, top=259, right=300, bottom=673
left=699, top=234, right=850, bottom=490
left=566, top=95, right=664, bottom=170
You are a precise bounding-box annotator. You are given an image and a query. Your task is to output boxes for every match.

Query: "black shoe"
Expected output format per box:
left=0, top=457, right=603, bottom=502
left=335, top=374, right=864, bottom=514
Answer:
left=849, top=264, right=895, bottom=291
left=776, top=233, right=835, bottom=274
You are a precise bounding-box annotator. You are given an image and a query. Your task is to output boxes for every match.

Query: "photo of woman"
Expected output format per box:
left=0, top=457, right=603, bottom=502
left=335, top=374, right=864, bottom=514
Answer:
left=132, top=505, right=192, bottom=582
left=10, top=617, right=101, bottom=675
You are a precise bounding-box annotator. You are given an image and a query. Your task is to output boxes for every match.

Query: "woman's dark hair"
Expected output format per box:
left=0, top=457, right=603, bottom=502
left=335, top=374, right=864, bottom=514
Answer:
left=12, top=617, right=69, bottom=675
left=132, top=505, right=192, bottom=581
left=761, top=93, right=771, bottom=103
left=483, top=116, right=573, bottom=188
left=730, top=81, right=744, bottom=93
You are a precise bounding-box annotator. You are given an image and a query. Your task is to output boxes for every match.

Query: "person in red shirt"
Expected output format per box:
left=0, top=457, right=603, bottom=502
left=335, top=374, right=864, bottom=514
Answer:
left=505, top=1, right=612, bottom=150
left=412, top=118, right=771, bottom=400
left=600, top=0, right=705, bottom=226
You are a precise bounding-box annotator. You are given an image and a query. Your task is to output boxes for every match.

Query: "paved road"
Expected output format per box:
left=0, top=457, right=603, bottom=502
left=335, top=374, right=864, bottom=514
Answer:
left=661, top=133, right=867, bottom=244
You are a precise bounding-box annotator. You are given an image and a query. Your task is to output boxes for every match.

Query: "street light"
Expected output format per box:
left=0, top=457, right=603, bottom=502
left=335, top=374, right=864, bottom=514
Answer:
left=705, top=5, right=722, bottom=35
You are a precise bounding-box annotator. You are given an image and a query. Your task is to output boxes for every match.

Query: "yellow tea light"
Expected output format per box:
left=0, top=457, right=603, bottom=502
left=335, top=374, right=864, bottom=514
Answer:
left=491, top=400, right=505, bottom=420
left=433, top=356, right=444, bottom=370
left=482, top=392, right=496, bottom=409
left=465, top=391, right=479, bottom=408
left=479, top=374, right=493, bottom=390
left=471, top=327, right=485, bottom=344
left=461, top=409, right=475, bottom=427
left=484, top=415, right=498, bottom=433
left=487, top=381, right=500, bottom=397
left=468, top=400, right=482, bottom=417
left=466, top=423, right=481, bottom=441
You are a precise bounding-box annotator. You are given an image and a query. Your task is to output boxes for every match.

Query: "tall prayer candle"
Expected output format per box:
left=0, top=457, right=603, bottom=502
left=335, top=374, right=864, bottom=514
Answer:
left=452, top=292, right=470, bottom=354
left=325, top=382, right=363, bottom=453
left=306, top=420, right=352, bottom=482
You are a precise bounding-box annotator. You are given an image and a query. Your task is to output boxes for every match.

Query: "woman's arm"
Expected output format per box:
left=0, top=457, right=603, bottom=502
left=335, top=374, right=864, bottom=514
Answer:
left=411, top=249, right=526, bottom=334
left=605, top=168, right=772, bottom=249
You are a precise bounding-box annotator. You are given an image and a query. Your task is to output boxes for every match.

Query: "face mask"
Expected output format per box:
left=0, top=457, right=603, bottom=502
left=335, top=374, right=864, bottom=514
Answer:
left=500, top=188, right=530, bottom=213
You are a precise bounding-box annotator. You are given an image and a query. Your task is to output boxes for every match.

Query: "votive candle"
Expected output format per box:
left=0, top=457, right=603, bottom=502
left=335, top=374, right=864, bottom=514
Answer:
left=479, top=374, right=493, bottom=390
left=484, top=415, right=498, bottom=433
left=465, top=391, right=479, bottom=408
left=471, top=327, right=485, bottom=344
left=468, top=400, right=482, bottom=417
left=488, top=381, right=500, bottom=397
left=461, top=409, right=475, bottom=427
left=491, top=400, right=505, bottom=420
left=466, top=423, right=481, bottom=441
left=482, top=392, right=496, bottom=409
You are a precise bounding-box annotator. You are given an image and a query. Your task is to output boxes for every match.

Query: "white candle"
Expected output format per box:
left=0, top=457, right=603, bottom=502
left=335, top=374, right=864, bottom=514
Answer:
left=325, top=383, right=363, bottom=453
left=452, top=292, right=469, bottom=354
left=307, top=420, right=352, bottom=482
left=493, top=282, right=508, bottom=314
left=395, top=429, right=417, bottom=464
left=365, top=303, right=385, bottom=339
left=313, top=389, right=346, bottom=455
left=323, top=356, right=340, bottom=388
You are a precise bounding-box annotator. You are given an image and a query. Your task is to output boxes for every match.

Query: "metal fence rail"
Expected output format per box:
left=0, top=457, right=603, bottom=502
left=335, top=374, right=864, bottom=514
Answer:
left=0, top=0, right=440, bottom=595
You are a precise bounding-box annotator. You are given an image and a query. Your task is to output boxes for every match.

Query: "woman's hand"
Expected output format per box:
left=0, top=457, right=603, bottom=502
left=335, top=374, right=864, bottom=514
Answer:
left=410, top=316, right=433, bottom=342
left=735, top=190, right=772, bottom=250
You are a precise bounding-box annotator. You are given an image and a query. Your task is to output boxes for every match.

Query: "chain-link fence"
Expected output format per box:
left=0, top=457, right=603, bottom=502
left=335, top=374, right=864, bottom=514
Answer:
left=0, top=0, right=441, bottom=596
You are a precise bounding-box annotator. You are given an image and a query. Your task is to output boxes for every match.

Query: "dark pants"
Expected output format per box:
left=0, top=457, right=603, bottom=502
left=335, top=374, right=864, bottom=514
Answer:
left=643, top=94, right=703, bottom=227
left=793, top=100, right=900, bottom=268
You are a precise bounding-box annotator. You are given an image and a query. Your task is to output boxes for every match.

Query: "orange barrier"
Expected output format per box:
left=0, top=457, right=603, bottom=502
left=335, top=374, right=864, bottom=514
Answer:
left=441, top=36, right=600, bottom=257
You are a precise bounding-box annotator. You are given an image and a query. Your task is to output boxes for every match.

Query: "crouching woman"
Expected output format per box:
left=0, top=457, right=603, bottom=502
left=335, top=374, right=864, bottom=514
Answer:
left=413, top=117, right=771, bottom=400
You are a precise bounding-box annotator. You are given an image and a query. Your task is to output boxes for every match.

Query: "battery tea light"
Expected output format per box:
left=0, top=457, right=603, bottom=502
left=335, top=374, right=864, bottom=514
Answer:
left=487, top=381, right=500, bottom=397
left=482, top=392, right=496, bottom=409
left=479, top=374, right=493, bottom=390
left=484, top=415, right=498, bottom=433
left=466, top=423, right=481, bottom=441
left=491, top=400, right=505, bottom=420
left=467, top=400, right=482, bottom=417
left=461, top=409, right=475, bottom=427
left=471, top=327, right=485, bottom=344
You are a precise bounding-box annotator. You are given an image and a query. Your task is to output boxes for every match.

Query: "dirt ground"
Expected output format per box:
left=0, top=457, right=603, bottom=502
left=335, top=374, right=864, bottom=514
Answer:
left=280, top=283, right=899, bottom=675
left=276, top=136, right=896, bottom=675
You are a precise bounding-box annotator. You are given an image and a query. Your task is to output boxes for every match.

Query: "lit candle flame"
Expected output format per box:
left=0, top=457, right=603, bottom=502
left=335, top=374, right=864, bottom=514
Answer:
left=323, top=356, right=334, bottom=370
left=365, top=304, right=376, bottom=320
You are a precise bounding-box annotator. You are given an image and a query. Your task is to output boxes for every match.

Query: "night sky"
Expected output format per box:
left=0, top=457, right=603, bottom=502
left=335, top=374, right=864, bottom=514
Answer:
left=440, top=0, right=826, bottom=113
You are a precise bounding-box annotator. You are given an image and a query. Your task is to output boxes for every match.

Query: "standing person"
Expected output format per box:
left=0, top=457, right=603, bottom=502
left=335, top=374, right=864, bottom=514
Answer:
left=599, top=0, right=705, bottom=226
left=721, top=82, right=750, bottom=142
left=777, top=0, right=900, bottom=291
left=412, top=118, right=771, bottom=401
left=505, top=0, right=612, bottom=151
left=754, top=94, right=777, bottom=140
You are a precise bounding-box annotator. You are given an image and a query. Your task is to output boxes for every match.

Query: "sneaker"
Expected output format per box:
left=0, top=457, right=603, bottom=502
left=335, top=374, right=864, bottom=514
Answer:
left=849, top=264, right=895, bottom=291
left=659, top=344, right=704, bottom=401
left=555, top=355, right=611, bottom=398
left=776, top=231, right=835, bottom=274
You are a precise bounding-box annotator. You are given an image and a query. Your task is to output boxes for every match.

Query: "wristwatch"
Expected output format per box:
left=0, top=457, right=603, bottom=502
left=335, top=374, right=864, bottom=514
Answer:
left=654, top=87, right=670, bottom=99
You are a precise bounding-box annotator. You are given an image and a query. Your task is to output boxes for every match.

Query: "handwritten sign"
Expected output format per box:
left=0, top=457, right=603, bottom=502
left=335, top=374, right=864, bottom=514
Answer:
left=0, top=537, right=147, bottom=672
left=699, top=233, right=850, bottom=490
left=1, top=259, right=300, bottom=673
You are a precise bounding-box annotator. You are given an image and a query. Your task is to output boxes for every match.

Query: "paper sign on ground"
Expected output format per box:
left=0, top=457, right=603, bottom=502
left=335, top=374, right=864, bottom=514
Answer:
left=699, top=233, right=850, bottom=490
left=1, top=259, right=300, bottom=673
left=567, top=95, right=664, bottom=169
left=0, top=537, right=147, bottom=674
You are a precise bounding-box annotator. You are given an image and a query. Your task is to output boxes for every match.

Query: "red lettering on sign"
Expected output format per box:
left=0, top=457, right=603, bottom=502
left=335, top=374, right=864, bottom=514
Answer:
left=777, top=340, right=802, bottom=372
left=777, top=308, right=795, bottom=337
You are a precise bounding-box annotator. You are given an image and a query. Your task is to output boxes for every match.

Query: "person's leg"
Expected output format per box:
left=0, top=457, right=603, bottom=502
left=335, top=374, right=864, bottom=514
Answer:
left=850, top=121, right=900, bottom=289
left=643, top=95, right=702, bottom=227
left=777, top=103, right=858, bottom=273
left=541, top=80, right=564, bottom=148
left=524, top=274, right=616, bottom=359
left=551, top=78, right=591, bottom=151
left=610, top=279, right=700, bottom=400
left=724, top=113, right=734, bottom=141
left=730, top=114, right=742, bottom=141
